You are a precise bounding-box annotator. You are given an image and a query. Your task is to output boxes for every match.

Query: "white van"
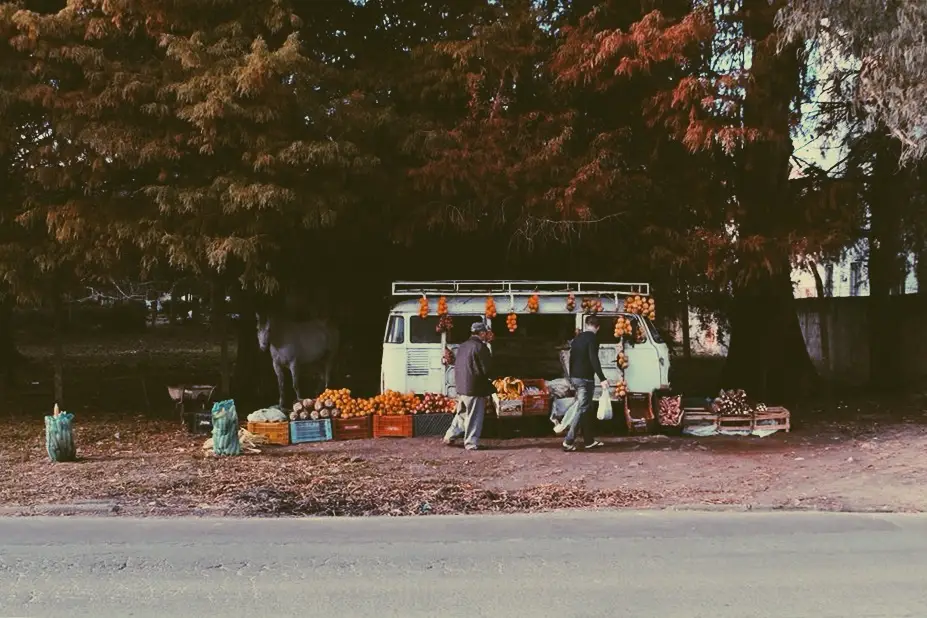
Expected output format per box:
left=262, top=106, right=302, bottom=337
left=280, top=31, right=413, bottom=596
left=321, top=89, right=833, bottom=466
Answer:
left=381, top=281, right=671, bottom=399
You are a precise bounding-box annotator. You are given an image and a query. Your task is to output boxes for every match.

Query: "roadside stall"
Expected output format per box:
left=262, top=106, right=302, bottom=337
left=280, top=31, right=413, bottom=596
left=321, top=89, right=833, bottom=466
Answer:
left=195, top=280, right=789, bottom=453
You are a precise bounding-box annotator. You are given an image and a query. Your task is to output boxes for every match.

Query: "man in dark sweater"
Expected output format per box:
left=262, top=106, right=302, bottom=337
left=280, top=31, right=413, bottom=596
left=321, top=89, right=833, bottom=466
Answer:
left=564, top=315, right=609, bottom=451
left=443, top=321, right=495, bottom=450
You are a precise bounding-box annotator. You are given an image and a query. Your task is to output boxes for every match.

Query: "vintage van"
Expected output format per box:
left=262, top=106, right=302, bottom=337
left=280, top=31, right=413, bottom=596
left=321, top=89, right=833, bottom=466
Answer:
left=380, top=281, right=671, bottom=399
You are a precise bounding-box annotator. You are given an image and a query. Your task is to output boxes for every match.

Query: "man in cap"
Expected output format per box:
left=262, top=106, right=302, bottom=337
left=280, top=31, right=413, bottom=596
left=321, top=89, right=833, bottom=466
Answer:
left=444, top=321, right=494, bottom=451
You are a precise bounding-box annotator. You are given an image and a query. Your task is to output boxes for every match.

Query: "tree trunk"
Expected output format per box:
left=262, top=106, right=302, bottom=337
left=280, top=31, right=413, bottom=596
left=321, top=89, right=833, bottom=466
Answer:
left=916, top=242, right=927, bottom=295
left=0, top=295, right=20, bottom=389
left=680, top=283, right=692, bottom=360
left=809, top=261, right=831, bottom=378
left=721, top=0, right=817, bottom=403
left=868, top=137, right=906, bottom=390
left=722, top=271, right=815, bottom=403
left=211, top=280, right=231, bottom=397
left=230, top=288, right=272, bottom=410
left=52, top=292, right=65, bottom=405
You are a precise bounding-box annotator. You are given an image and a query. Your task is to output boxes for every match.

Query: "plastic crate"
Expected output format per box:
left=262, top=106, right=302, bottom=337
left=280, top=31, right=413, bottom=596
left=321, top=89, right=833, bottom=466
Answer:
left=413, top=413, right=455, bottom=437
left=246, top=421, right=290, bottom=445
left=521, top=379, right=551, bottom=416
left=624, top=392, right=654, bottom=434
left=492, top=395, right=523, bottom=417
left=373, top=415, right=414, bottom=438
left=188, top=410, right=213, bottom=434
left=290, top=419, right=333, bottom=444
left=332, top=416, right=373, bottom=441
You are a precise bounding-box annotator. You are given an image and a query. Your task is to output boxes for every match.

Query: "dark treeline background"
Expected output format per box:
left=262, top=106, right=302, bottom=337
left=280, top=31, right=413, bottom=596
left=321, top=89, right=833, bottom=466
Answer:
left=2, top=0, right=926, bottom=408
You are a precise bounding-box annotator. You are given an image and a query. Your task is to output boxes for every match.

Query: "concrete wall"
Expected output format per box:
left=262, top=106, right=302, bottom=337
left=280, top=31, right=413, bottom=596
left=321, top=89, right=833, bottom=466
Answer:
left=796, top=295, right=927, bottom=385
left=668, top=296, right=927, bottom=385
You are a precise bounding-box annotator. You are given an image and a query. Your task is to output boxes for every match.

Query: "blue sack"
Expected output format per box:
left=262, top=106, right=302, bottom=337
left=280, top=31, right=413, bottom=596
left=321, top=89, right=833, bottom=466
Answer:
left=211, top=399, right=241, bottom=456
left=45, top=411, right=77, bottom=462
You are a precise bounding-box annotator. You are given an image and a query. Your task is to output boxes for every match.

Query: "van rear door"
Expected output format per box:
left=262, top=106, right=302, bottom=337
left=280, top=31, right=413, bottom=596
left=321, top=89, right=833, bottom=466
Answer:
left=404, top=316, right=446, bottom=394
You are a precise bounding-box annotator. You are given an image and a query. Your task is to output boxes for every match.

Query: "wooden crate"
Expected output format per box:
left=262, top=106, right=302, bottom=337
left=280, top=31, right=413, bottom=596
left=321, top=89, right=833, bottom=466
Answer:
left=656, top=394, right=684, bottom=427
left=682, top=408, right=719, bottom=432
left=624, top=392, right=654, bottom=434
left=289, top=419, right=333, bottom=444
left=246, top=421, right=290, bottom=446
left=332, top=416, right=373, bottom=441
left=373, top=414, right=414, bottom=438
left=718, top=414, right=753, bottom=433
left=521, top=379, right=551, bottom=416
left=754, top=407, right=790, bottom=432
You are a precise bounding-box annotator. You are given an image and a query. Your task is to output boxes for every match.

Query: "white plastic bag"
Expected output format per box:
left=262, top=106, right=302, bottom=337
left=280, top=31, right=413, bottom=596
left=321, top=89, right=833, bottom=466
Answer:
left=596, top=391, right=613, bottom=421
left=552, top=398, right=579, bottom=434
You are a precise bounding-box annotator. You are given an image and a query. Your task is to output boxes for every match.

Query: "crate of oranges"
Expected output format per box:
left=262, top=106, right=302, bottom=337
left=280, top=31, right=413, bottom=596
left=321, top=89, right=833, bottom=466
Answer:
left=371, top=390, right=417, bottom=437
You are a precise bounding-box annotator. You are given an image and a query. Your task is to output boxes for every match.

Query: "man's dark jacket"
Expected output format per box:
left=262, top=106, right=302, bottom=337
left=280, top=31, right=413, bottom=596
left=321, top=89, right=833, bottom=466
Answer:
left=569, top=330, right=607, bottom=382
left=455, top=336, right=495, bottom=397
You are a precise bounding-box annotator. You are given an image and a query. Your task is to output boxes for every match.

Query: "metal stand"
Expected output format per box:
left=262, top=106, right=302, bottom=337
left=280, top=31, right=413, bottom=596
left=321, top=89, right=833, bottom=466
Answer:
left=167, top=385, right=216, bottom=433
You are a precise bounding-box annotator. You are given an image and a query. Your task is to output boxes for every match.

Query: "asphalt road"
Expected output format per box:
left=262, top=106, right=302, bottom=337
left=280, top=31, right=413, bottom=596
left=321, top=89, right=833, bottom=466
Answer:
left=1, top=511, right=926, bottom=618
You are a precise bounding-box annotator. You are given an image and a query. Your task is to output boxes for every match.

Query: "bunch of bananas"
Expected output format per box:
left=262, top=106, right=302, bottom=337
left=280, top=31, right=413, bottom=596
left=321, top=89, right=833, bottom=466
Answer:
left=493, top=377, right=525, bottom=400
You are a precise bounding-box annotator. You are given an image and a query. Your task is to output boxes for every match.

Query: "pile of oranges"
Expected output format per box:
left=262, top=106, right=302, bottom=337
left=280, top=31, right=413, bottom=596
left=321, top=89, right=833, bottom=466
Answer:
left=485, top=296, right=497, bottom=318
left=372, top=390, right=419, bottom=416
left=322, top=389, right=463, bottom=418
left=418, top=297, right=429, bottom=318
left=527, top=294, right=540, bottom=313
left=341, top=397, right=377, bottom=418
left=318, top=388, right=352, bottom=411
left=506, top=312, right=518, bottom=332
left=614, top=316, right=632, bottom=338
left=437, top=296, right=448, bottom=315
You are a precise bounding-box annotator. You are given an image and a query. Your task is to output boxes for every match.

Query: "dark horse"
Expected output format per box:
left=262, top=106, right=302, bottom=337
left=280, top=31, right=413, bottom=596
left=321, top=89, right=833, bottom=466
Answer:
left=256, top=313, right=340, bottom=409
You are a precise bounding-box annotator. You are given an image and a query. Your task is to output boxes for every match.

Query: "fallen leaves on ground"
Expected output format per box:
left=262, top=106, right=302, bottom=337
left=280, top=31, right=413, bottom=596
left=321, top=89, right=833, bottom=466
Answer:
left=4, top=409, right=927, bottom=516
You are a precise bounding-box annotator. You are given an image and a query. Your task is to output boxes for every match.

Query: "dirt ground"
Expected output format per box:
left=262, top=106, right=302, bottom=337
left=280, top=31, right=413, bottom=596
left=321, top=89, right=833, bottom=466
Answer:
left=3, top=406, right=927, bottom=516
left=3, top=327, right=927, bottom=516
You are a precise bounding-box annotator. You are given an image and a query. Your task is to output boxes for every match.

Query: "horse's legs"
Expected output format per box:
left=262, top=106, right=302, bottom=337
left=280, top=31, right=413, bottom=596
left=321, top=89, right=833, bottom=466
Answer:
left=273, top=361, right=287, bottom=410
left=288, top=361, right=302, bottom=402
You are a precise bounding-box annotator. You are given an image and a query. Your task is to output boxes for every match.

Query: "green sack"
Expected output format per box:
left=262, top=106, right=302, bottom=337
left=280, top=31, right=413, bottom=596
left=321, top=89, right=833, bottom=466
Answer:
left=45, top=412, right=76, bottom=462
left=211, top=399, right=241, bottom=456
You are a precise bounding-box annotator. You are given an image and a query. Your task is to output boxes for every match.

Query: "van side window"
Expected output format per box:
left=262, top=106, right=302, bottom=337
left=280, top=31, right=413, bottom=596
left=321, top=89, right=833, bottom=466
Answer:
left=410, top=316, right=442, bottom=344
left=384, top=315, right=405, bottom=344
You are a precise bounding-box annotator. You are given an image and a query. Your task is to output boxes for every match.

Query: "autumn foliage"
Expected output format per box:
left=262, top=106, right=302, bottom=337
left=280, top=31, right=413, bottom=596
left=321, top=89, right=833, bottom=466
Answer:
left=0, top=0, right=888, bottom=399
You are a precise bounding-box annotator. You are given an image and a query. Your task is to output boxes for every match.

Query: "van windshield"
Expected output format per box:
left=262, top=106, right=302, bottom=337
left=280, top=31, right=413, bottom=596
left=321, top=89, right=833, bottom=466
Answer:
left=643, top=317, right=665, bottom=344
left=589, top=314, right=645, bottom=344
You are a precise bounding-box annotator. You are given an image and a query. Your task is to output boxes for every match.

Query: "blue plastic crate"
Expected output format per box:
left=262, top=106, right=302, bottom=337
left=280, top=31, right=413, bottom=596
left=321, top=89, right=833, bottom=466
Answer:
left=289, top=419, right=333, bottom=444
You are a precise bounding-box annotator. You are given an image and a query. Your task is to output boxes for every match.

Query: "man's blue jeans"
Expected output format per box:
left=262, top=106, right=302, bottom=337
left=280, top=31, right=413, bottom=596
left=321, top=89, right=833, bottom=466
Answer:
left=565, top=378, right=596, bottom=445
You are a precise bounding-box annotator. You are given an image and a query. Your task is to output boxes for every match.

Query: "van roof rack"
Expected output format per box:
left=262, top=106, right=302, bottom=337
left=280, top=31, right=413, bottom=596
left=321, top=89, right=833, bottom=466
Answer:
left=391, top=280, right=650, bottom=297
